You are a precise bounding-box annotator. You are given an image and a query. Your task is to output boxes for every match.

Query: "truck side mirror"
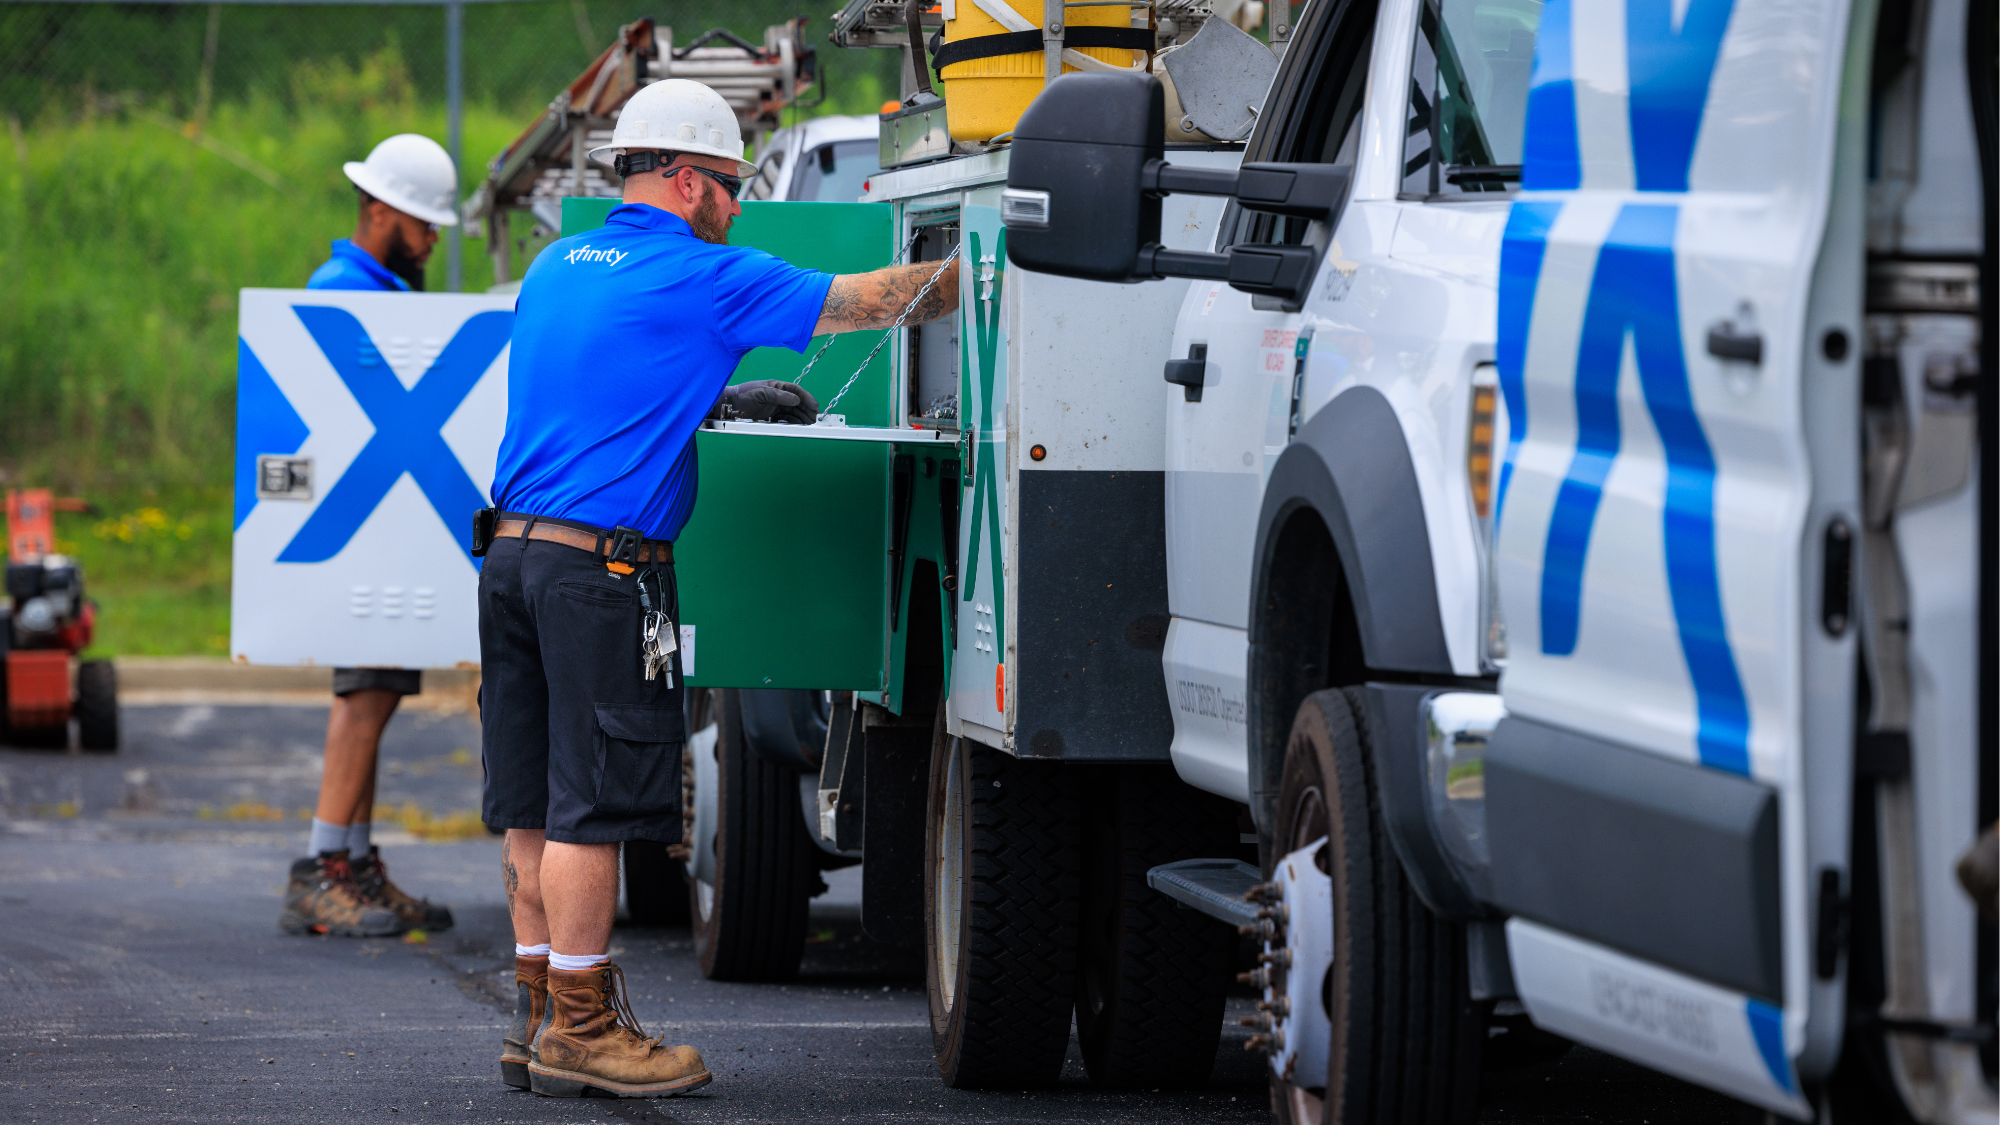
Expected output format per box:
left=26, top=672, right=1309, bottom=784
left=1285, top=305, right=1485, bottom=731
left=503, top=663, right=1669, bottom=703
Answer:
left=1002, top=72, right=1350, bottom=309
left=1002, top=72, right=1166, bottom=284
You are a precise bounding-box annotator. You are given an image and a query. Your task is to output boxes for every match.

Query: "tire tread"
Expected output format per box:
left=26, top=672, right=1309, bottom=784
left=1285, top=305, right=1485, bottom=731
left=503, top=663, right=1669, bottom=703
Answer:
left=935, top=741, right=1078, bottom=1089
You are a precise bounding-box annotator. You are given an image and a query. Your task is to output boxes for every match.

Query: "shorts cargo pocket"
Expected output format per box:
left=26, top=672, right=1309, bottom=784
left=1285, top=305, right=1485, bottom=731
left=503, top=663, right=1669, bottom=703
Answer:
left=592, top=704, right=686, bottom=821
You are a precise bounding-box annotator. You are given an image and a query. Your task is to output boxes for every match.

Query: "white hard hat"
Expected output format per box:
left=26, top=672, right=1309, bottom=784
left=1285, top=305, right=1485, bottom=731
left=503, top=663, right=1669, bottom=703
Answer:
left=590, top=80, right=756, bottom=177
left=343, top=134, right=459, bottom=227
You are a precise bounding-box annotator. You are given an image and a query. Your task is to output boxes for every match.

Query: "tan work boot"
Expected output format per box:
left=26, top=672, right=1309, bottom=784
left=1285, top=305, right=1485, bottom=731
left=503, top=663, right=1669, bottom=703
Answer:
left=500, top=954, right=549, bottom=1089
left=351, top=848, right=454, bottom=932
left=277, top=851, right=402, bottom=937
left=528, top=963, right=711, bottom=1098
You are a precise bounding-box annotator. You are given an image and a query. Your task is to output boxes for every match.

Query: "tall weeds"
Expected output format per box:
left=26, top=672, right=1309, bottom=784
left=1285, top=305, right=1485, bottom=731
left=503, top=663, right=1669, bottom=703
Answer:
left=0, top=43, right=890, bottom=653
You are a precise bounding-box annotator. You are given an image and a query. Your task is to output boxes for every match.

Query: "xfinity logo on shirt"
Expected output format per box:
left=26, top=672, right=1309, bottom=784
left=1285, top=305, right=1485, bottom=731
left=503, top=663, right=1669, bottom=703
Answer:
left=564, top=245, right=629, bottom=267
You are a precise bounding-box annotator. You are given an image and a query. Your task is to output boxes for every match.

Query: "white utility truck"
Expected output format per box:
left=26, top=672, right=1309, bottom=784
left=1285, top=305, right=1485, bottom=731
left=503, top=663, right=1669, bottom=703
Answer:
left=545, top=0, right=1992, bottom=1118
left=1005, top=0, right=1994, bottom=1119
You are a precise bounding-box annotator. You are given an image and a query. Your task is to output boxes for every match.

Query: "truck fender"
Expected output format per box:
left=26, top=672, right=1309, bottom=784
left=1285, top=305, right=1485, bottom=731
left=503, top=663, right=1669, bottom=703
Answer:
left=1245, top=385, right=1452, bottom=849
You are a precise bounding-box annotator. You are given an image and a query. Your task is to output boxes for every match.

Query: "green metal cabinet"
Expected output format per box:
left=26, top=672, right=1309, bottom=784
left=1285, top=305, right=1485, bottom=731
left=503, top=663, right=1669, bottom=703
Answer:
left=557, top=198, right=898, bottom=690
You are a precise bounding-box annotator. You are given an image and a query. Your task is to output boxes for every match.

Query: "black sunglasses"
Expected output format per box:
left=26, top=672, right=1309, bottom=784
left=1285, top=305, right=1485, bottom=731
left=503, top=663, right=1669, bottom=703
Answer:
left=664, top=162, right=743, bottom=201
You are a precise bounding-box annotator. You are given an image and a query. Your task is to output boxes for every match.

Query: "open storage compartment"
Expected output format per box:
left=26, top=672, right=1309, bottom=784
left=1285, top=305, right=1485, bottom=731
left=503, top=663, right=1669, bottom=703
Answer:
left=558, top=199, right=904, bottom=690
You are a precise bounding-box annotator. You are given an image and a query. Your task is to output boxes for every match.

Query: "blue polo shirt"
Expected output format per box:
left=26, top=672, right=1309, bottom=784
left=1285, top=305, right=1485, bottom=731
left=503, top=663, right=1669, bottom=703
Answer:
left=306, top=239, right=409, bottom=291
left=491, top=204, right=833, bottom=540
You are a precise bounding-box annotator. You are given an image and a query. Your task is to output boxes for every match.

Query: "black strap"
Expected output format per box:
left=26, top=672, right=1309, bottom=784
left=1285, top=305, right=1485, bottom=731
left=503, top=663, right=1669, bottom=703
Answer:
left=930, top=26, right=1153, bottom=72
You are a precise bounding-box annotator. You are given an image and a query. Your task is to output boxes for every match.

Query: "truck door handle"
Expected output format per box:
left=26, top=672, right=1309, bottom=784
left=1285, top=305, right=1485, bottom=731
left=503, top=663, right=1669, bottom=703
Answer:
left=1165, top=343, right=1207, bottom=403
left=1706, top=323, right=1763, bottom=365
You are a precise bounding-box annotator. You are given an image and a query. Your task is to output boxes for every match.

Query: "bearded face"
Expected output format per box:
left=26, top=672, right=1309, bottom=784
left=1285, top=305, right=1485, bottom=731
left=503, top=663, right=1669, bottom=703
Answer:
left=380, top=209, right=434, bottom=291
left=688, top=186, right=733, bottom=245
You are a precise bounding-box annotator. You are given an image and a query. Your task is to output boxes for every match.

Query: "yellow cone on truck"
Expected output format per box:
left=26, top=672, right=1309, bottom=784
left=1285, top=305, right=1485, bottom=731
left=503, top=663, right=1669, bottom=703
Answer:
left=936, top=0, right=1144, bottom=142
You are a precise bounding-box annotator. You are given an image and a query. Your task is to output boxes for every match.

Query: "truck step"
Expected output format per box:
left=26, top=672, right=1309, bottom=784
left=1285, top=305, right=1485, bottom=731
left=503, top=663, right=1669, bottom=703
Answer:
left=1145, top=858, right=1261, bottom=927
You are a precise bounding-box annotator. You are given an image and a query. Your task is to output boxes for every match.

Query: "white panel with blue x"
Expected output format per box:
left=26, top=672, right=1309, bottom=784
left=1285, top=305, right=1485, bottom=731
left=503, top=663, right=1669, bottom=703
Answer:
left=231, top=289, right=516, bottom=668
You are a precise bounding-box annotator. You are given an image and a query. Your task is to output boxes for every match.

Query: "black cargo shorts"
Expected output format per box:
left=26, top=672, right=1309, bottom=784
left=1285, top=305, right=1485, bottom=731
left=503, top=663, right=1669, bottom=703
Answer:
left=477, top=535, right=685, bottom=845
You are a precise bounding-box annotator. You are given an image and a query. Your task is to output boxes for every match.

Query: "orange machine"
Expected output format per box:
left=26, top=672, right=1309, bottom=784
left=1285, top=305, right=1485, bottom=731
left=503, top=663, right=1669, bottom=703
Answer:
left=3, top=488, right=116, bottom=750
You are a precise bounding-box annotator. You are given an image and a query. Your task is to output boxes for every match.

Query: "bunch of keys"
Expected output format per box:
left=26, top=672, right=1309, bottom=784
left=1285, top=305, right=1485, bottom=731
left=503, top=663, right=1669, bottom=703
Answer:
left=642, top=610, right=677, bottom=685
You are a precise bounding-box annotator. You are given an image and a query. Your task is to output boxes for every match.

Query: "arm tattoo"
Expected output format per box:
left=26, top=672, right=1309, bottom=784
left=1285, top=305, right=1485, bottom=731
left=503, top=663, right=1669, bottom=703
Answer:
left=817, top=260, right=960, bottom=334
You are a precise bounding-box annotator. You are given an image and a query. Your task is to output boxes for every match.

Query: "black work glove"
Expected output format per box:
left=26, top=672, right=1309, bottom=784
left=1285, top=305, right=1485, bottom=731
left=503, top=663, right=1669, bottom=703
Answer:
left=714, top=379, right=821, bottom=425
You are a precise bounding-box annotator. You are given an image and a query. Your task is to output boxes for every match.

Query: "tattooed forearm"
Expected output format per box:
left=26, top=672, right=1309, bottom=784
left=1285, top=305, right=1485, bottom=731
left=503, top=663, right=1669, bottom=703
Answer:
left=501, top=834, right=518, bottom=914
left=815, top=259, right=961, bottom=335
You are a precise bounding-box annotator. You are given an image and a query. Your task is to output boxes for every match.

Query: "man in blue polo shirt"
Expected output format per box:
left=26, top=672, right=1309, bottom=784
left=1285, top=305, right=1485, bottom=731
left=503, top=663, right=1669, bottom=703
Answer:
left=479, top=80, right=957, bottom=1100
left=279, top=133, right=461, bottom=944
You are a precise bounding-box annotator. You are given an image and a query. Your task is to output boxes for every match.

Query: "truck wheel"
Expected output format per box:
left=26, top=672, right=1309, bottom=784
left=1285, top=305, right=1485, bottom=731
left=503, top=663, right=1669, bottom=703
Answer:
left=690, top=688, right=815, bottom=980
left=1075, top=765, right=1236, bottom=1087
left=1270, top=687, right=1481, bottom=1125
left=76, top=660, right=117, bottom=752
left=925, top=711, right=1078, bottom=1088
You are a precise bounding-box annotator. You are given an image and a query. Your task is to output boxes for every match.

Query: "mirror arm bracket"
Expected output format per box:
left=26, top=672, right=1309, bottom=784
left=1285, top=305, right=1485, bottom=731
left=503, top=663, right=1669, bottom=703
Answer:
left=1137, top=244, right=1232, bottom=281
left=1141, top=159, right=1351, bottom=223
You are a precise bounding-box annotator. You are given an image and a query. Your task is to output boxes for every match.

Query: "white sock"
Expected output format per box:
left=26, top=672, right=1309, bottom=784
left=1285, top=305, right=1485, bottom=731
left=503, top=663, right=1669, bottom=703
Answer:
left=346, top=821, right=373, bottom=856
left=515, top=943, right=551, bottom=957
left=548, top=951, right=607, bottom=972
left=308, top=818, right=348, bottom=856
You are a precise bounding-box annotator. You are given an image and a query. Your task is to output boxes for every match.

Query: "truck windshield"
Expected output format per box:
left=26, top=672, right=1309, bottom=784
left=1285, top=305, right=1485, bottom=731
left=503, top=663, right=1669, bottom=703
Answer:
left=792, top=139, right=880, bottom=202
left=1403, top=0, right=1542, bottom=196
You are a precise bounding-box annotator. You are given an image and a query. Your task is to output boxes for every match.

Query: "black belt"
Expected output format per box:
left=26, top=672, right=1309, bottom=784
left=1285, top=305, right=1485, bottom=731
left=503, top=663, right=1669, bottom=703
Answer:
left=930, top=26, right=1153, bottom=72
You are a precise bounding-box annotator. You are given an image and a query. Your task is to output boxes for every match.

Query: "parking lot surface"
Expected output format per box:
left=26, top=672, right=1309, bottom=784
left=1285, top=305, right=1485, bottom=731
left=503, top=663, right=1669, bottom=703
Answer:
left=0, top=704, right=1743, bottom=1123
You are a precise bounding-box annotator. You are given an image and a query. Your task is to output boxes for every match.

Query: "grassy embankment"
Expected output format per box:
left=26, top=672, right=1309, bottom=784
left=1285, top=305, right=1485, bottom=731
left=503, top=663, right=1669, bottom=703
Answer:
left=2, top=46, right=888, bottom=656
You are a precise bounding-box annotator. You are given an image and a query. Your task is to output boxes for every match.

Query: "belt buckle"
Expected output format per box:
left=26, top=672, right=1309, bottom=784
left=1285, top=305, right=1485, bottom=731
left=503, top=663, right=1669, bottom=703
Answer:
left=606, top=525, right=644, bottom=575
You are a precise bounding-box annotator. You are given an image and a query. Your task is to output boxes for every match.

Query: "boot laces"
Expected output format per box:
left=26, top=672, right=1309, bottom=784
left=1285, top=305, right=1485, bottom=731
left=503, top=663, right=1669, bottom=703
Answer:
left=600, top=964, right=658, bottom=1048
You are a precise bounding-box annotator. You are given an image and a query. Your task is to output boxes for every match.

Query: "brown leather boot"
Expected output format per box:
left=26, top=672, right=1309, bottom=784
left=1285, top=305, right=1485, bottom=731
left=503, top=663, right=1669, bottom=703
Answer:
left=500, top=954, right=548, bottom=1089
left=278, top=852, right=401, bottom=937
left=528, top=963, right=710, bottom=1098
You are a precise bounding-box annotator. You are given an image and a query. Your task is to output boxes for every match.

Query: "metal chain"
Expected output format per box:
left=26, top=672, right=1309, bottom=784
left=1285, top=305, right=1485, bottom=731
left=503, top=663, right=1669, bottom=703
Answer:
left=821, top=243, right=962, bottom=417
left=792, top=232, right=923, bottom=390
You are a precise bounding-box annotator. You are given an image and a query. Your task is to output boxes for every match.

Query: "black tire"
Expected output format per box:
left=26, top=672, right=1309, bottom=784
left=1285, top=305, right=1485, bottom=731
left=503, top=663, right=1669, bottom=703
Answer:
left=925, top=710, right=1078, bottom=1088
left=77, top=660, right=118, bottom=752
left=1075, top=764, right=1237, bottom=1087
left=1274, top=687, right=1481, bottom=1125
left=691, top=688, right=815, bottom=980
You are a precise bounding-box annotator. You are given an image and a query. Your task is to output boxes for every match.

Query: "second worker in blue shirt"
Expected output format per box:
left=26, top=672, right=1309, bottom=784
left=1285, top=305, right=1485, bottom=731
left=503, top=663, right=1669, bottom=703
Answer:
left=478, top=79, right=958, bottom=1101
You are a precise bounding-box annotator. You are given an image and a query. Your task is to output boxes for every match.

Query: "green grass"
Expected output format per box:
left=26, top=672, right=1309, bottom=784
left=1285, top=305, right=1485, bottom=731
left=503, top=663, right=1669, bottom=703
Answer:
left=47, top=486, right=231, bottom=657
left=1, top=42, right=893, bottom=656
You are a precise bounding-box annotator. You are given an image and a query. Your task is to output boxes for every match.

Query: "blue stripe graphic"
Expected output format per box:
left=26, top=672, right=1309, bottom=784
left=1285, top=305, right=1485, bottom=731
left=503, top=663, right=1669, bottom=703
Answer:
left=1495, top=201, right=1563, bottom=527
left=234, top=339, right=311, bottom=530
left=1626, top=0, right=1737, bottom=191
left=1537, top=204, right=1750, bottom=774
left=1745, top=999, right=1794, bottom=1093
left=1520, top=0, right=1579, bottom=190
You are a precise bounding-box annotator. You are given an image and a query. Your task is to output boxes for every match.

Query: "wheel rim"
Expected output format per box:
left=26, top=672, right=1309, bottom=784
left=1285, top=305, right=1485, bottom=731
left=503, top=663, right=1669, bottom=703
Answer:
left=933, top=734, right=965, bottom=1011
left=1269, top=735, right=1335, bottom=1124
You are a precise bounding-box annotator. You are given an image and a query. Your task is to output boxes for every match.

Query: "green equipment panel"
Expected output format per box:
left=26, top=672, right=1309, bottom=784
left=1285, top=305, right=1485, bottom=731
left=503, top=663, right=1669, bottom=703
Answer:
left=559, top=198, right=897, bottom=690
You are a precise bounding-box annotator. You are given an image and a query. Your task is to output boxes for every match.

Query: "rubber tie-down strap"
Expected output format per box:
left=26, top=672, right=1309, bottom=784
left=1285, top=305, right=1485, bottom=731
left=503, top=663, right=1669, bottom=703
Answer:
left=930, top=26, right=1153, bottom=71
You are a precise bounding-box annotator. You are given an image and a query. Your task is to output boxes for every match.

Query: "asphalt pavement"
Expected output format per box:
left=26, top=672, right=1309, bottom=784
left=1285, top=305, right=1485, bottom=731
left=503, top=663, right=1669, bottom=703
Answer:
left=0, top=703, right=1745, bottom=1124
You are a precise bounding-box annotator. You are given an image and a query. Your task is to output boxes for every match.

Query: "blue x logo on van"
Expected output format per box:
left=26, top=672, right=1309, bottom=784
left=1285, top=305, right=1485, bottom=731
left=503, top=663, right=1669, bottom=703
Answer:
left=277, top=306, right=513, bottom=567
